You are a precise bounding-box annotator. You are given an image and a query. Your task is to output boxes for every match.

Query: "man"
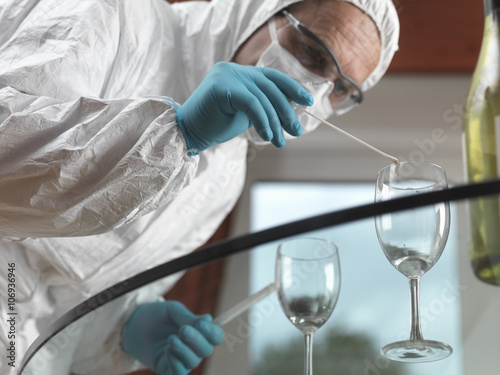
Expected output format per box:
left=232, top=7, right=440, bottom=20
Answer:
left=0, top=0, right=399, bottom=374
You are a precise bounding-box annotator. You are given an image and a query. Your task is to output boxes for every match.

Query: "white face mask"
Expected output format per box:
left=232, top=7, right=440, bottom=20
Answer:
left=256, top=17, right=334, bottom=134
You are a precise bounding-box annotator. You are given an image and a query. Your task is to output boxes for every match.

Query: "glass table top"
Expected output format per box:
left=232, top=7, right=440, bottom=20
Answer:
left=17, top=179, right=500, bottom=375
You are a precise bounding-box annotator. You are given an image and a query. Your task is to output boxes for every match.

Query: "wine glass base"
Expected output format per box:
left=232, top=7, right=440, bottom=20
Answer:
left=381, top=340, right=453, bottom=363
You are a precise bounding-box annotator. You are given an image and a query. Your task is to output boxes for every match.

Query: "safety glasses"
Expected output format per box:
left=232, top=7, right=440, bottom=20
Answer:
left=281, top=9, right=364, bottom=115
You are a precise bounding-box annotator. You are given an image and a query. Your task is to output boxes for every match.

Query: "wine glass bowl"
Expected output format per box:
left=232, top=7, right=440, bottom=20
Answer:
left=375, top=160, right=453, bottom=362
left=276, top=238, right=341, bottom=375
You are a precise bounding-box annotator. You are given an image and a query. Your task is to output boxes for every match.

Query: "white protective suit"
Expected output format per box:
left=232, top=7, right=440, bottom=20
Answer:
left=0, top=0, right=399, bottom=373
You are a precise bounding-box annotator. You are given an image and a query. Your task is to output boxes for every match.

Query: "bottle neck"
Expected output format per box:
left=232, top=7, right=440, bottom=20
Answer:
left=482, top=0, right=500, bottom=43
left=485, top=0, right=500, bottom=18
left=471, top=0, right=500, bottom=85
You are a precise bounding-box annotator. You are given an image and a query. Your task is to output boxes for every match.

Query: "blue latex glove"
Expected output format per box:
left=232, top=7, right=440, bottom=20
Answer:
left=121, top=301, right=224, bottom=375
left=176, top=61, right=314, bottom=153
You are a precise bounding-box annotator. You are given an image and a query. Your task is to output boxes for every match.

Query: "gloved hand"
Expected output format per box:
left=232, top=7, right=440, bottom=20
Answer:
left=176, top=61, right=314, bottom=153
left=121, top=301, right=224, bottom=375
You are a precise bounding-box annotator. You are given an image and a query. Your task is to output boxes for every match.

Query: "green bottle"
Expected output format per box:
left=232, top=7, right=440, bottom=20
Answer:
left=463, top=0, right=500, bottom=285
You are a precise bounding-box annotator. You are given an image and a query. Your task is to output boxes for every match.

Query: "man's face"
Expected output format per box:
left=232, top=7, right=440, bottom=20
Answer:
left=288, top=1, right=382, bottom=89
left=233, top=1, right=382, bottom=112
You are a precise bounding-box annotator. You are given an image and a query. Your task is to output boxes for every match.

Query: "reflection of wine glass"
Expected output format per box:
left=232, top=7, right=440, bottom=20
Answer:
left=375, top=160, right=453, bottom=362
left=276, top=238, right=341, bottom=375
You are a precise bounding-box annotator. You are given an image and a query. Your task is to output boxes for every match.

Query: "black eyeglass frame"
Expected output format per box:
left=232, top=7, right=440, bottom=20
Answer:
left=281, top=9, right=364, bottom=107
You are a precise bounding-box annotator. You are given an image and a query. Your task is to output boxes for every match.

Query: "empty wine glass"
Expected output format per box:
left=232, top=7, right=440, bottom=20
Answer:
left=276, top=238, right=341, bottom=375
left=375, top=160, right=453, bottom=362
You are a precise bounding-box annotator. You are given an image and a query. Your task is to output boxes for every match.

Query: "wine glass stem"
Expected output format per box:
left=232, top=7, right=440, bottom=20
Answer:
left=408, top=277, right=424, bottom=341
left=304, top=332, right=313, bottom=375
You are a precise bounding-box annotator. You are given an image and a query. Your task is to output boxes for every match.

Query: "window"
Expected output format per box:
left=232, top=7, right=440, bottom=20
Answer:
left=248, top=182, right=463, bottom=375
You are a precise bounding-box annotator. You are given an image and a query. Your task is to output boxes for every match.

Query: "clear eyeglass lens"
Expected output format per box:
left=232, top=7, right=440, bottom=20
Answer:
left=284, top=25, right=339, bottom=81
left=279, top=20, right=361, bottom=115
left=331, top=79, right=360, bottom=115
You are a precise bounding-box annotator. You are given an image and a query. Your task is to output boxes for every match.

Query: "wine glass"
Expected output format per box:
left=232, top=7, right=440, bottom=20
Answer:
left=276, top=238, right=341, bottom=375
left=375, top=160, right=453, bottom=362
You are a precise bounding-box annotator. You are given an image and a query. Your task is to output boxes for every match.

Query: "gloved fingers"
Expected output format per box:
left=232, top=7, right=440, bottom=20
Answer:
left=195, top=318, right=225, bottom=346
left=167, top=334, right=203, bottom=370
left=262, top=67, right=314, bottom=107
left=253, top=72, right=304, bottom=138
left=245, top=82, right=289, bottom=147
left=166, top=353, right=190, bottom=375
left=226, top=84, right=286, bottom=147
left=166, top=301, right=202, bottom=327
left=179, top=324, right=215, bottom=357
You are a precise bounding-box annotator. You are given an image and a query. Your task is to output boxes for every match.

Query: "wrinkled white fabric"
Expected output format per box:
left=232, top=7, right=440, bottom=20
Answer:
left=0, top=0, right=399, bottom=374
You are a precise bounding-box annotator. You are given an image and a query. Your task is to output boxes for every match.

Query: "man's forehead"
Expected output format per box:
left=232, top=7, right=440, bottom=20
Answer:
left=290, top=2, right=376, bottom=47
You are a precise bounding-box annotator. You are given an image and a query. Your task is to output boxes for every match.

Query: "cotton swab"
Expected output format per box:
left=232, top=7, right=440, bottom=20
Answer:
left=213, top=283, right=277, bottom=327
left=295, top=105, right=399, bottom=164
